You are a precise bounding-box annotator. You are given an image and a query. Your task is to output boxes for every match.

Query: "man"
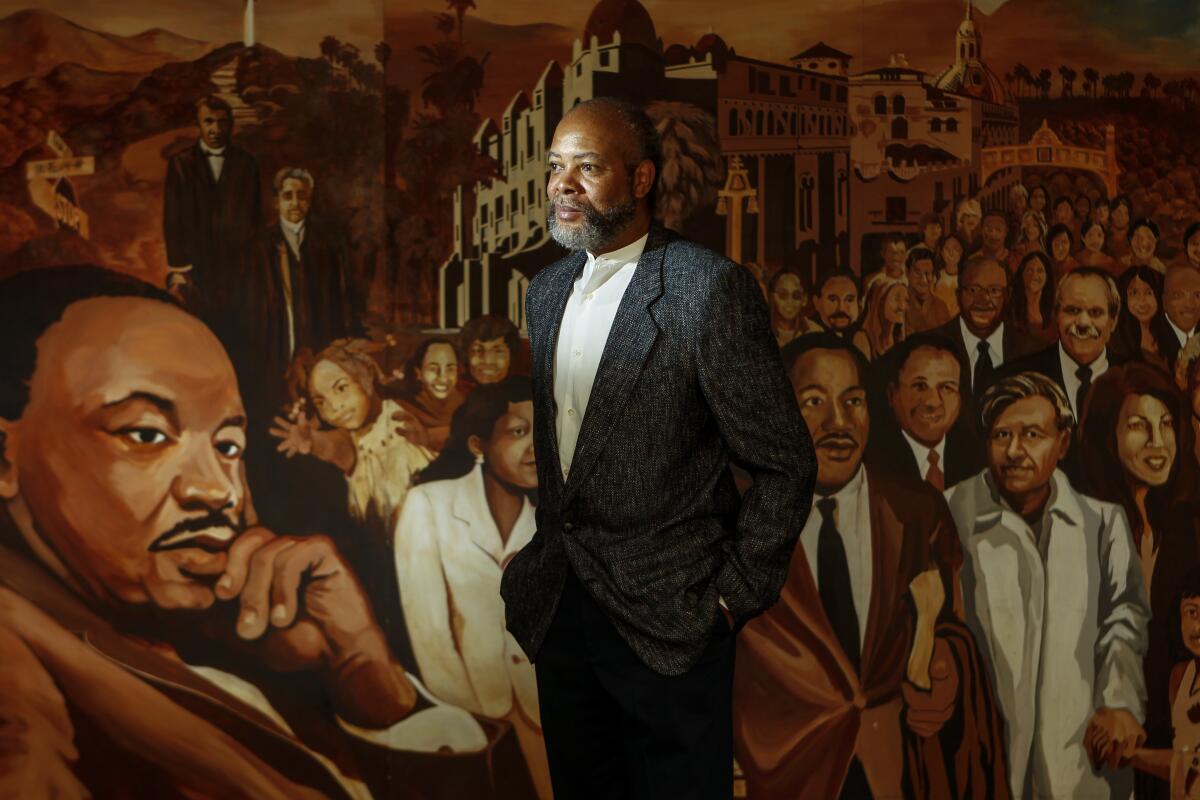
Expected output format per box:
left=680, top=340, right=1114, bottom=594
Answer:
left=928, top=256, right=1039, bottom=400
left=905, top=246, right=952, bottom=333
left=457, top=314, right=524, bottom=389
left=1163, top=264, right=1200, bottom=365
left=813, top=269, right=862, bottom=336
left=0, top=266, right=512, bottom=799
left=1008, top=184, right=1029, bottom=230
left=864, top=233, right=909, bottom=293
left=1000, top=267, right=1121, bottom=482
left=945, top=372, right=1149, bottom=798
left=868, top=333, right=981, bottom=490
left=237, top=167, right=363, bottom=584
left=500, top=97, right=816, bottom=798
left=978, top=210, right=1011, bottom=264
left=735, top=334, right=1007, bottom=799
left=163, top=95, right=262, bottom=328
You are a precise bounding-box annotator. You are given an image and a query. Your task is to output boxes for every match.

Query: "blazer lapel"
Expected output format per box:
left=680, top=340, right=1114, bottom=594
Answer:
left=562, top=228, right=668, bottom=500
left=534, top=251, right=587, bottom=494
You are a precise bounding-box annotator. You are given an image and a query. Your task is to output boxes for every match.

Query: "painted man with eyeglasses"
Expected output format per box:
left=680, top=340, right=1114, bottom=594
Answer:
left=928, top=256, right=1040, bottom=403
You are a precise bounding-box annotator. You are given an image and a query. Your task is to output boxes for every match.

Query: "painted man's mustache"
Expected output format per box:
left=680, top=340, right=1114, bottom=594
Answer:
left=1066, top=323, right=1101, bottom=339
left=149, top=510, right=242, bottom=553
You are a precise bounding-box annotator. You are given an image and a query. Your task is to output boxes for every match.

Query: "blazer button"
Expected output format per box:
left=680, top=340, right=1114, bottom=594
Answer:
left=511, top=654, right=522, bottom=665
left=563, top=522, right=574, bottom=532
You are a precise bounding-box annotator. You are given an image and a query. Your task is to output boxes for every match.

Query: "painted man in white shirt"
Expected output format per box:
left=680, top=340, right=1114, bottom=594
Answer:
left=945, top=371, right=1149, bottom=799
left=1165, top=264, right=1200, bottom=354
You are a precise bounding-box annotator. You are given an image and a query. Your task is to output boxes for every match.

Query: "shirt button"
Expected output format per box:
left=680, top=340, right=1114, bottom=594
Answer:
left=573, top=350, right=582, bottom=358
left=567, top=408, right=576, bottom=416
left=511, top=654, right=522, bottom=665
left=585, top=293, right=594, bottom=301
left=563, top=522, right=574, bottom=532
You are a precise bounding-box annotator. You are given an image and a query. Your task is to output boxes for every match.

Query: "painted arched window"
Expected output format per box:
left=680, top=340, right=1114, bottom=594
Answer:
left=891, top=117, right=908, bottom=138
left=930, top=118, right=942, bottom=133
left=946, top=118, right=959, bottom=133
left=892, top=95, right=906, bottom=114
left=756, top=110, right=764, bottom=135
left=874, top=95, right=887, bottom=115
left=728, top=108, right=739, bottom=135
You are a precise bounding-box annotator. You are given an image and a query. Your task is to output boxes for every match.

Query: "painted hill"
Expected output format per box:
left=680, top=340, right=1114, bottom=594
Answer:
left=0, top=9, right=213, bottom=88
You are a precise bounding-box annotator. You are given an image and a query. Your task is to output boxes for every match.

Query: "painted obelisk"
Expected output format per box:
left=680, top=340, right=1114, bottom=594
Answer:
left=244, top=0, right=255, bottom=47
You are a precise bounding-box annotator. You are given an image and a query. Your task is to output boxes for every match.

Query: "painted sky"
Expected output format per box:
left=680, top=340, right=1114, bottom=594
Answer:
left=0, top=0, right=383, bottom=56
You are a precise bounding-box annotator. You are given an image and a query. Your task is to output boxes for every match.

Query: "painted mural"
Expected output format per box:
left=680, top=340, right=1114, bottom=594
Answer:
left=2, top=0, right=1200, bottom=796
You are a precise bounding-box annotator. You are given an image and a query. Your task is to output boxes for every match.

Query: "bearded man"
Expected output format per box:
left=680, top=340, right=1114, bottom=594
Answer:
left=499, top=97, right=817, bottom=799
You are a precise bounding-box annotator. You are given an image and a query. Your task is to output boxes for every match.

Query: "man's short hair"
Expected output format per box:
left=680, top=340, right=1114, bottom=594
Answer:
left=1111, top=194, right=1132, bottom=215
left=960, top=255, right=1008, bottom=286
left=781, top=331, right=870, bottom=384
left=980, top=371, right=1075, bottom=435
left=1093, top=196, right=1111, bottom=210
left=880, top=232, right=906, bottom=254
left=1054, top=267, right=1120, bottom=317
left=273, top=167, right=316, bottom=195
left=1052, top=196, right=1074, bottom=213
left=814, top=268, right=860, bottom=297
left=1184, top=221, right=1200, bottom=251
left=1046, top=222, right=1074, bottom=249
left=195, top=94, right=233, bottom=118
left=1009, top=184, right=1029, bottom=200
left=881, top=333, right=965, bottom=391
left=1129, top=217, right=1160, bottom=241
left=0, top=266, right=181, bottom=420
left=905, top=246, right=937, bottom=270
left=568, top=97, right=663, bottom=207
left=458, top=314, right=520, bottom=360
left=981, top=209, right=1008, bottom=226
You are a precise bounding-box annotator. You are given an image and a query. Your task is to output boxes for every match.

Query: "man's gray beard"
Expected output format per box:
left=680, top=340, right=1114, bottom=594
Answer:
left=548, top=197, right=639, bottom=253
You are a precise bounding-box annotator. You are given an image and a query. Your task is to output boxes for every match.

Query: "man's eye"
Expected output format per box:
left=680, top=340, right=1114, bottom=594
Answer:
left=845, top=397, right=863, bottom=407
left=216, top=441, right=243, bottom=459
left=803, top=397, right=823, bottom=407
left=122, top=428, right=168, bottom=445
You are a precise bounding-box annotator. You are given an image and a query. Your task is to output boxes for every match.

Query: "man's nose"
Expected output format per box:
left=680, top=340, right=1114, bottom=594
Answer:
left=172, top=439, right=237, bottom=511
left=1005, top=435, right=1024, bottom=461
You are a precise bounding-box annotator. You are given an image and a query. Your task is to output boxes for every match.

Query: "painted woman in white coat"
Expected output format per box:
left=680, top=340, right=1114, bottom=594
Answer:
left=394, top=375, right=550, bottom=798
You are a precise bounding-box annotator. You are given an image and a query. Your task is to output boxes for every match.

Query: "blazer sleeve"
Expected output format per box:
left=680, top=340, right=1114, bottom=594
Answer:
left=393, top=487, right=480, bottom=714
left=695, top=261, right=817, bottom=624
left=1094, top=504, right=1150, bottom=720
left=162, top=155, right=190, bottom=267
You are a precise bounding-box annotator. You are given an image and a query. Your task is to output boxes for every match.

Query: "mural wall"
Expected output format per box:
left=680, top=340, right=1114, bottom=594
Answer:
left=2, top=0, right=1200, bottom=796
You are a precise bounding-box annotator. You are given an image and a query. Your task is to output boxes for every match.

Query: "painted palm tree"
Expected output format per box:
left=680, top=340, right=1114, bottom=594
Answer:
left=1058, top=66, right=1076, bottom=97
left=1037, top=69, right=1052, bottom=99
left=645, top=101, right=724, bottom=233
left=320, top=35, right=341, bottom=63
left=1083, top=67, right=1099, bottom=98
left=417, top=42, right=489, bottom=115
left=434, top=12, right=456, bottom=38
left=1144, top=73, right=1161, bottom=98
left=1014, top=63, right=1033, bottom=98
left=445, top=0, right=477, bottom=43
left=375, top=42, right=392, bottom=71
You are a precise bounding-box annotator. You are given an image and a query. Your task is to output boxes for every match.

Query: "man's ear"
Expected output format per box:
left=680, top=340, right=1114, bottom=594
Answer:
left=1056, top=427, right=1072, bottom=462
left=467, top=434, right=484, bottom=460
left=0, top=419, right=18, bottom=500
left=633, top=159, right=656, bottom=202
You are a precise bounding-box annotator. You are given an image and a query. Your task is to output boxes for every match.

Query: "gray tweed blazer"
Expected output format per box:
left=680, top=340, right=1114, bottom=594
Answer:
left=500, top=224, right=816, bottom=676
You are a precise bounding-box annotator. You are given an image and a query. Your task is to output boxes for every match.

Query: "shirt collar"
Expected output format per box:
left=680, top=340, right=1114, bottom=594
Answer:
left=973, top=468, right=1081, bottom=534
left=1058, top=342, right=1107, bottom=378
left=581, top=232, right=649, bottom=293
left=1168, top=317, right=1195, bottom=348
left=818, top=463, right=866, bottom=508
left=199, top=141, right=226, bottom=157
left=280, top=217, right=306, bottom=236
left=902, top=430, right=945, bottom=467
left=958, top=317, right=1004, bottom=356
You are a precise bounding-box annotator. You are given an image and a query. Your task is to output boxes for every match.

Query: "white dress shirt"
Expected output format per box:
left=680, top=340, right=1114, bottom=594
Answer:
left=1168, top=317, right=1196, bottom=349
left=553, top=233, right=648, bottom=481
left=199, top=141, right=226, bottom=181
left=799, top=466, right=872, bottom=645
left=902, top=430, right=946, bottom=482
left=959, top=317, right=1007, bottom=380
left=281, top=216, right=306, bottom=260
left=1059, top=344, right=1108, bottom=420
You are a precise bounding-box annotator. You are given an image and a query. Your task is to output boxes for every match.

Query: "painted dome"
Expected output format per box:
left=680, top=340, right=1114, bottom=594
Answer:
left=582, top=0, right=659, bottom=51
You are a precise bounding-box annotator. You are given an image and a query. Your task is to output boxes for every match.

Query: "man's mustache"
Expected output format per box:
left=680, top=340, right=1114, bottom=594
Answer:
left=829, top=312, right=852, bottom=323
left=1066, top=323, right=1101, bottom=339
left=149, top=510, right=242, bottom=553
left=817, top=433, right=859, bottom=448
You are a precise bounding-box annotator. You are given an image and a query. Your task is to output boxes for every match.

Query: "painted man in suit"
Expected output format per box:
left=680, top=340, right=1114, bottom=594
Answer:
left=1164, top=264, right=1200, bottom=365
left=813, top=268, right=862, bottom=337
left=500, top=97, right=816, bottom=798
left=0, top=266, right=526, bottom=799
left=868, top=333, right=981, bottom=491
left=734, top=334, right=1007, bottom=798
left=1000, top=267, right=1121, bottom=483
left=163, top=94, right=262, bottom=332
left=927, top=256, right=1040, bottom=400
left=945, top=372, right=1148, bottom=798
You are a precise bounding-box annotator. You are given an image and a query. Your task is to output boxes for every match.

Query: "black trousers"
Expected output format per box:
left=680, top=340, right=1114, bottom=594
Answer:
left=534, top=566, right=735, bottom=800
